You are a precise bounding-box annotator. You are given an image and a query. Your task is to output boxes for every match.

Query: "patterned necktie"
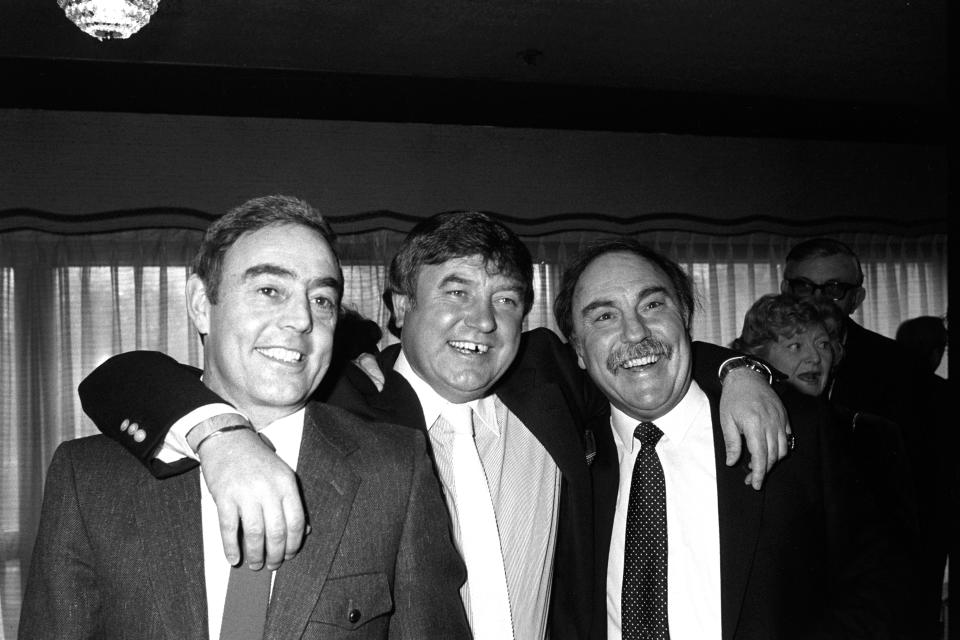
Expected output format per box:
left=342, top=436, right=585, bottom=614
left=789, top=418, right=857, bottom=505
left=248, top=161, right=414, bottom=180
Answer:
left=622, top=421, right=670, bottom=640
left=442, top=403, right=514, bottom=640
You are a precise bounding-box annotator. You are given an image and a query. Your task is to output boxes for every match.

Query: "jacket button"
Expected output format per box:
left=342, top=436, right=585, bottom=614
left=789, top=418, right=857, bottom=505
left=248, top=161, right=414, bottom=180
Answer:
left=348, top=608, right=361, bottom=624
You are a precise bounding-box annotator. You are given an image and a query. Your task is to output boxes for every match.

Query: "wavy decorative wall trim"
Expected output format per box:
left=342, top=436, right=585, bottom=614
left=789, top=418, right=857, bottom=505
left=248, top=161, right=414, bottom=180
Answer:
left=0, top=208, right=947, bottom=237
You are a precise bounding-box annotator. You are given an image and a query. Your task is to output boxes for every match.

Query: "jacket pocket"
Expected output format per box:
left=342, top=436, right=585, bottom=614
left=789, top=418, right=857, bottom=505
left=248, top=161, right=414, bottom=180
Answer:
left=310, top=573, right=393, bottom=630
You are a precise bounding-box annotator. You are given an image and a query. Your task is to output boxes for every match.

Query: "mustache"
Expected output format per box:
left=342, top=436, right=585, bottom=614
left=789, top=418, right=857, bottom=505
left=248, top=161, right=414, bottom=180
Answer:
left=606, top=339, right=672, bottom=373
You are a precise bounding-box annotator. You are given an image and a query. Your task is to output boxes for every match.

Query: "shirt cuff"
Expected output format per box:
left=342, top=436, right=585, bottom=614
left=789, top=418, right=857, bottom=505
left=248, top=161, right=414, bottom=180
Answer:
left=155, top=403, right=244, bottom=463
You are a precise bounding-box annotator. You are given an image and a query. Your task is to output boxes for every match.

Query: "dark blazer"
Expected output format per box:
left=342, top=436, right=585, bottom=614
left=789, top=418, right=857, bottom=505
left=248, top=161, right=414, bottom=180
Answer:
left=831, top=321, right=922, bottom=432
left=20, top=401, right=471, bottom=640
left=833, top=320, right=949, bottom=636
left=591, top=384, right=898, bottom=640
left=74, top=328, right=746, bottom=640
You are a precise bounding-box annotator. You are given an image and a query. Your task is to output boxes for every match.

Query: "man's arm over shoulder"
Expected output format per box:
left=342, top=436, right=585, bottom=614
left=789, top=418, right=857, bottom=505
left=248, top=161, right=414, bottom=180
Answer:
left=388, top=427, right=471, bottom=639
left=79, top=350, right=224, bottom=475
left=694, top=340, right=791, bottom=488
left=520, top=328, right=790, bottom=487
left=20, top=441, right=100, bottom=639
left=79, top=351, right=305, bottom=570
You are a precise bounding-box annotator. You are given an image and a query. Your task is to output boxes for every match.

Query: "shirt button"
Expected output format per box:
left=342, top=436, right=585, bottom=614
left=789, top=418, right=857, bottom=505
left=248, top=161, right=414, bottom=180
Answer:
left=348, top=608, right=361, bottom=624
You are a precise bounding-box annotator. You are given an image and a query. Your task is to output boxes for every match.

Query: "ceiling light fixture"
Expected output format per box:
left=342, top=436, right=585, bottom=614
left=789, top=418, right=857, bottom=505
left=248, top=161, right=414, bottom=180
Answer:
left=58, top=0, right=160, bottom=40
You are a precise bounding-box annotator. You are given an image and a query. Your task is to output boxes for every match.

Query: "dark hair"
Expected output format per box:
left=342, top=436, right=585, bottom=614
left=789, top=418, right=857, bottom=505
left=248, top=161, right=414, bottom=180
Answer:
left=192, top=195, right=342, bottom=304
left=896, top=315, right=948, bottom=370
left=553, top=237, right=695, bottom=342
left=784, top=238, right=864, bottom=285
left=386, top=211, right=534, bottom=314
left=732, top=293, right=844, bottom=359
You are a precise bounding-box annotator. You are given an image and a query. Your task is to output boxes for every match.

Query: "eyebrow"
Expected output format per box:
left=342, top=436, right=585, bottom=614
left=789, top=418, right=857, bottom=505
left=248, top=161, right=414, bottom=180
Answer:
left=438, top=273, right=525, bottom=294
left=243, top=264, right=342, bottom=291
left=437, top=274, right=473, bottom=288
left=243, top=264, right=296, bottom=281
left=579, top=285, right=670, bottom=319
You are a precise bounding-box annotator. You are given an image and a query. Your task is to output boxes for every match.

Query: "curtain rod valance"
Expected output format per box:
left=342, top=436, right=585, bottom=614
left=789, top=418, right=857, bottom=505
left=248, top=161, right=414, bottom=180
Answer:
left=0, top=208, right=948, bottom=237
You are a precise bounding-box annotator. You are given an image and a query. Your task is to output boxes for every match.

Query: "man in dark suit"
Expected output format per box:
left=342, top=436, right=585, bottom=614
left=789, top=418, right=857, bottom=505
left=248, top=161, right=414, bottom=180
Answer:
left=554, top=237, right=897, bottom=639
left=782, top=238, right=949, bottom=638
left=20, top=195, right=469, bottom=639
left=75, top=212, right=792, bottom=639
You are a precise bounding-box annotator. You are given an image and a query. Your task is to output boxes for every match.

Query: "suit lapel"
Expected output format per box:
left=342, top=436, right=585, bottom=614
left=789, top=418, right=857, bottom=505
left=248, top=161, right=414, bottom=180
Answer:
left=497, top=365, right=587, bottom=479
left=369, top=369, right=428, bottom=430
left=709, top=397, right=764, bottom=640
left=263, top=404, right=361, bottom=640
left=134, top=469, right=208, bottom=639
left=590, top=411, right=620, bottom=567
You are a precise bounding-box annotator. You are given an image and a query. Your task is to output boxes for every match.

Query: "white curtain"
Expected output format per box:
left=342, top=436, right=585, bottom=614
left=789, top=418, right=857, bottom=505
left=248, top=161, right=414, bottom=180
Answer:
left=526, top=231, right=949, bottom=373
left=0, top=227, right=948, bottom=638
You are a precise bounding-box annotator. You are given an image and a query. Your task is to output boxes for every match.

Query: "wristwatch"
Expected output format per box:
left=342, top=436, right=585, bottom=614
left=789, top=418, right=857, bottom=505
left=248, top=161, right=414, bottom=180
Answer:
left=718, top=355, right=775, bottom=385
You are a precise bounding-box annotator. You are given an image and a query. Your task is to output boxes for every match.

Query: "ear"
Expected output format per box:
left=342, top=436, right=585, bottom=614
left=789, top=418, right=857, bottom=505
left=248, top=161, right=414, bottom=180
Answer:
left=185, top=274, right=212, bottom=336
left=571, top=336, right=587, bottom=370
left=849, top=286, right=866, bottom=313
left=392, top=293, right=411, bottom=329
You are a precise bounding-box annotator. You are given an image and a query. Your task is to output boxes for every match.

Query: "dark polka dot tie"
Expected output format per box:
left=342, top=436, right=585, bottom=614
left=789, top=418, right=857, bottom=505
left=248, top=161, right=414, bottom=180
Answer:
left=622, top=421, right=670, bottom=640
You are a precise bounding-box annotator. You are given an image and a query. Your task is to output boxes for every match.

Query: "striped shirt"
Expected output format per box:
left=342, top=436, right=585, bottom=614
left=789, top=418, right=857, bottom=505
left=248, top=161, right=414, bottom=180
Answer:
left=395, top=351, right=561, bottom=640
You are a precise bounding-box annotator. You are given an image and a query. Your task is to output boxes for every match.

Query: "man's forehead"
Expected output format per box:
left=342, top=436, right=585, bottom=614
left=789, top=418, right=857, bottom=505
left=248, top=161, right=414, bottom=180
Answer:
left=229, top=224, right=334, bottom=260
left=421, top=255, right=524, bottom=288
left=224, top=225, right=340, bottom=281
left=575, top=252, right=673, bottom=302
left=787, top=253, right=859, bottom=282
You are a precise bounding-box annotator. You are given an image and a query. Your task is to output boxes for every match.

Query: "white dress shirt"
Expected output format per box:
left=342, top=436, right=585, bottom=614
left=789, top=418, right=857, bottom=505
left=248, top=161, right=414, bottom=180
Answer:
left=394, top=351, right=561, bottom=640
left=606, top=380, right=722, bottom=640
left=200, top=408, right=305, bottom=640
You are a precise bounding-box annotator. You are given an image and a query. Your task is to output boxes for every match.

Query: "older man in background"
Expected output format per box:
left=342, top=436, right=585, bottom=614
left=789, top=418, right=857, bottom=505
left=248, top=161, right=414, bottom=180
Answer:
left=782, top=238, right=949, bottom=638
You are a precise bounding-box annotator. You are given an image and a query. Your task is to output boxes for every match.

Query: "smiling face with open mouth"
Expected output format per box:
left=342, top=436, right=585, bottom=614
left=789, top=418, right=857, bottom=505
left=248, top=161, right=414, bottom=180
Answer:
left=187, top=223, right=341, bottom=426
left=764, top=323, right=835, bottom=397
left=393, top=254, right=526, bottom=404
left=570, top=251, right=693, bottom=422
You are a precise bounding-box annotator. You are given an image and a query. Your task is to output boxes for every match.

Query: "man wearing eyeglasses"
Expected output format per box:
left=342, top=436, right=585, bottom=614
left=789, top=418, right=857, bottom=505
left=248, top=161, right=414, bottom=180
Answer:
left=782, top=237, right=949, bottom=640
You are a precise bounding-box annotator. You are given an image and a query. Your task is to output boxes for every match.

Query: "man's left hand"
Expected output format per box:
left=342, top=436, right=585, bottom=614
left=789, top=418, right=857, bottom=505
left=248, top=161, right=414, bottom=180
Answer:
left=718, top=368, right=791, bottom=490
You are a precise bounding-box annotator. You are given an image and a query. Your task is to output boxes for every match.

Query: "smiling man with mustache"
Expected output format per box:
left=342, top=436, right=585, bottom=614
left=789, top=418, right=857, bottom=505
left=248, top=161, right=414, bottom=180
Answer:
left=554, top=237, right=900, bottom=640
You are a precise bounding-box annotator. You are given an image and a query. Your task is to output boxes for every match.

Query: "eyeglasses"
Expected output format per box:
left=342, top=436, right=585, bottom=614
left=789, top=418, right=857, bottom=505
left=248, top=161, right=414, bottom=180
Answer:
left=785, top=277, right=861, bottom=300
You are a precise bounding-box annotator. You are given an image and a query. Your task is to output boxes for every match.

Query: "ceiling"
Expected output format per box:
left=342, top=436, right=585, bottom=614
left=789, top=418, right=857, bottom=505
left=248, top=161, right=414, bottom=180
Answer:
left=1, top=0, right=949, bottom=141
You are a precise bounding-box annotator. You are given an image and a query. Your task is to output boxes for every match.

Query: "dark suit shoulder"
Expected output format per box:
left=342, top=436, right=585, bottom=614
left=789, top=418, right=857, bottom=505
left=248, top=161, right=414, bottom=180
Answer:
left=52, top=434, right=152, bottom=476
left=305, top=401, right=426, bottom=461
left=843, top=321, right=920, bottom=373
left=510, top=327, right=578, bottom=380
left=520, top=326, right=567, bottom=350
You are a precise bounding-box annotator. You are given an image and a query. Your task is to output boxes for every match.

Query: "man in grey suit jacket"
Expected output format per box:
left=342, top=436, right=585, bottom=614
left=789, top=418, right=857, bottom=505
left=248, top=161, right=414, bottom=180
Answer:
left=20, top=195, right=469, bottom=639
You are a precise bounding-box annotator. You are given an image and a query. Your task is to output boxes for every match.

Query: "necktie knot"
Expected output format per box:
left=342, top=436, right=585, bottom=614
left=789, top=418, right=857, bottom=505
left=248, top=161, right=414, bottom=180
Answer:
left=634, top=421, right=663, bottom=450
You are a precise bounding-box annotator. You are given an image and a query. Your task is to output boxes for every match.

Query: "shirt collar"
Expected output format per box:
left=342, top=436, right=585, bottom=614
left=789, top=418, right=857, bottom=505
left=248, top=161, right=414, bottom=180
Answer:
left=258, top=407, right=306, bottom=470
left=609, top=379, right=709, bottom=454
left=394, top=350, right=500, bottom=436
